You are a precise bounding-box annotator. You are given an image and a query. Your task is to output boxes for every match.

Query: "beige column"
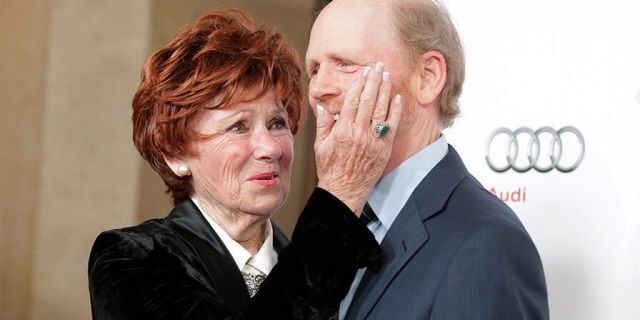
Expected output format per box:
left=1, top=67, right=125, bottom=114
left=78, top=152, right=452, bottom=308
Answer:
left=1, top=0, right=50, bottom=318
left=1, top=1, right=317, bottom=318
left=28, top=1, right=152, bottom=319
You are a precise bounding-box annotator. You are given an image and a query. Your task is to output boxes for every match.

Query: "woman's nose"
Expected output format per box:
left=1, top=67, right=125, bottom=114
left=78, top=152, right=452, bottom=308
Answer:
left=251, top=129, right=282, bottom=162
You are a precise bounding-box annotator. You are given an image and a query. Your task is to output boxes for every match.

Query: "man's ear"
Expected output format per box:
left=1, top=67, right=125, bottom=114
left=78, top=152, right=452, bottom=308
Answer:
left=164, top=156, right=191, bottom=177
left=414, top=50, right=447, bottom=105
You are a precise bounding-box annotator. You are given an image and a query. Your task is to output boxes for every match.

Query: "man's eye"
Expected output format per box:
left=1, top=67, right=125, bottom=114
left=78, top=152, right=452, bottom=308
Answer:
left=336, top=61, right=358, bottom=73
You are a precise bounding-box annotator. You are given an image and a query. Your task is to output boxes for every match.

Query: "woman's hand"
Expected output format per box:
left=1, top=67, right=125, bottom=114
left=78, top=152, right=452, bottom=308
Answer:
left=314, top=62, right=403, bottom=214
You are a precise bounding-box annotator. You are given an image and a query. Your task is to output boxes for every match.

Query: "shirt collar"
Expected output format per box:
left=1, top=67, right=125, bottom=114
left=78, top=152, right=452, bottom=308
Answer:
left=248, top=222, right=277, bottom=274
left=191, top=197, right=277, bottom=275
left=368, top=135, right=448, bottom=231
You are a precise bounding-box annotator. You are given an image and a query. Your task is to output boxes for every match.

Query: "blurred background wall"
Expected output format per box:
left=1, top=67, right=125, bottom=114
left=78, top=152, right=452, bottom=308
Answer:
left=1, top=0, right=322, bottom=318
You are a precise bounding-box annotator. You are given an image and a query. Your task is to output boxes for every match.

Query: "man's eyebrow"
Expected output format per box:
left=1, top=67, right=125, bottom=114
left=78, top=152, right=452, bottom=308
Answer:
left=327, top=52, right=354, bottom=63
left=306, top=52, right=356, bottom=69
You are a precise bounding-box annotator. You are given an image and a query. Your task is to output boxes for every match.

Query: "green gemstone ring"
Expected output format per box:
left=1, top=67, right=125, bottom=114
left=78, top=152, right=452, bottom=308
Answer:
left=372, top=121, right=390, bottom=138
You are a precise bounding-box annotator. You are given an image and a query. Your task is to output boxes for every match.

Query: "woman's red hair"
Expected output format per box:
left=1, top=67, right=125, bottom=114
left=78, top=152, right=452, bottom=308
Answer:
left=132, top=9, right=304, bottom=204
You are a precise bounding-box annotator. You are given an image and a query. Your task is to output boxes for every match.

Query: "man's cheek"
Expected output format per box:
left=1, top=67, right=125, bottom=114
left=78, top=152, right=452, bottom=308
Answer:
left=334, top=74, right=360, bottom=110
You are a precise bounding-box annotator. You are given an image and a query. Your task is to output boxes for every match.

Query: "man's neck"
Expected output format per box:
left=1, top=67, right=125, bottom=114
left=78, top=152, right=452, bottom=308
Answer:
left=383, top=116, right=441, bottom=177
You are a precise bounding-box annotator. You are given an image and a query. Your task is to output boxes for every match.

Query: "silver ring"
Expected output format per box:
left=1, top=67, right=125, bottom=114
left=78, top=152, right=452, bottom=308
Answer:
left=508, top=127, right=539, bottom=173
left=555, top=126, right=585, bottom=173
left=372, top=121, right=390, bottom=138
left=532, top=127, right=561, bottom=173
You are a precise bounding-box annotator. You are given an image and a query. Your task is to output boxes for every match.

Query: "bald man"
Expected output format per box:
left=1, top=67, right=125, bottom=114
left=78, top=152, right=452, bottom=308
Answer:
left=306, top=1, right=549, bottom=319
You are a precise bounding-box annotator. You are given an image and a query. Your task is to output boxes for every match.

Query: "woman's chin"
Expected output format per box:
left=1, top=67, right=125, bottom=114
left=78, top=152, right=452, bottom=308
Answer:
left=244, top=194, right=286, bottom=217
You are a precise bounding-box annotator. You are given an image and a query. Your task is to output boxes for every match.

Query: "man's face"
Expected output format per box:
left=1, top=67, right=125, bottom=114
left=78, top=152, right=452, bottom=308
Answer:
left=306, top=0, right=411, bottom=119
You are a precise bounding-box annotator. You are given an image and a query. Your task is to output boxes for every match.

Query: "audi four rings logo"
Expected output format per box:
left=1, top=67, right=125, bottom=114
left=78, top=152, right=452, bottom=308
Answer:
left=485, top=126, right=585, bottom=173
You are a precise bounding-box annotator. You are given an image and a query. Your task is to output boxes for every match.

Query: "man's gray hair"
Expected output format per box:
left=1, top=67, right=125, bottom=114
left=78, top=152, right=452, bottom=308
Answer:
left=391, top=0, right=465, bottom=128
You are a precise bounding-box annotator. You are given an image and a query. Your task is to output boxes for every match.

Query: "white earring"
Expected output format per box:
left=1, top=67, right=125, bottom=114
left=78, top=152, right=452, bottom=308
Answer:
left=177, top=164, right=191, bottom=177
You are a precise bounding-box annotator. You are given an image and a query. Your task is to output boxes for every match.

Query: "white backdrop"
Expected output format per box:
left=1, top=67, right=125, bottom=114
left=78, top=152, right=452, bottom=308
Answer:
left=441, top=0, right=640, bottom=319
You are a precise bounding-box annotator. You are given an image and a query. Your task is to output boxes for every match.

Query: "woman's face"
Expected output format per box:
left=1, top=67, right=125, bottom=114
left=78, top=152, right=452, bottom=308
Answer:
left=187, top=89, right=294, bottom=218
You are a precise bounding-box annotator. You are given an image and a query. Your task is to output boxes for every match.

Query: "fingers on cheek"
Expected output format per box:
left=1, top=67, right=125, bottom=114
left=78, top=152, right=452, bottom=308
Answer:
left=348, top=95, right=361, bottom=107
left=374, top=73, right=392, bottom=118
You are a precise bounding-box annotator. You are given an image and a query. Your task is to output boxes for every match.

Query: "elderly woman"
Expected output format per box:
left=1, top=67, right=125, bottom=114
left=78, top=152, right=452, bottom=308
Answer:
left=88, top=9, right=401, bottom=320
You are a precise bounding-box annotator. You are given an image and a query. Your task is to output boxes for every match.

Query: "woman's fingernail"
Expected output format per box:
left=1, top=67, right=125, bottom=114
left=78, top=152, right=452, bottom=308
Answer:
left=362, top=66, right=371, bottom=77
left=375, top=61, right=384, bottom=73
left=317, top=105, right=325, bottom=115
left=395, top=94, right=402, bottom=104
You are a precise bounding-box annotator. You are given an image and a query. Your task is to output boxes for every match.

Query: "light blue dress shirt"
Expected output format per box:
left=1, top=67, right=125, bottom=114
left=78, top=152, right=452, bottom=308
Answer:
left=338, top=135, right=449, bottom=319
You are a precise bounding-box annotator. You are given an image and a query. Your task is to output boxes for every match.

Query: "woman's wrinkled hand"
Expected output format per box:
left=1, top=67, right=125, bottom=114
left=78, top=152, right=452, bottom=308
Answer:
left=314, top=62, right=403, bottom=215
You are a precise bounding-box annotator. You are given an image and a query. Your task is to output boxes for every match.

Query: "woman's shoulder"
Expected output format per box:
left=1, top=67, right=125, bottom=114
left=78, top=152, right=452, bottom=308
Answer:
left=88, top=218, right=218, bottom=318
left=103, top=218, right=168, bottom=236
left=89, top=218, right=176, bottom=260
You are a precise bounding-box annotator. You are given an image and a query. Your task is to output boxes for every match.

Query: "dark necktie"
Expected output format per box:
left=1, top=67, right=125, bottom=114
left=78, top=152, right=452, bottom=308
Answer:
left=360, top=202, right=378, bottom=226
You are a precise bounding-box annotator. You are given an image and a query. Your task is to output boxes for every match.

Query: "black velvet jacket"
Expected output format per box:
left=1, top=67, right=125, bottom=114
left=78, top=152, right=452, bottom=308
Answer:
left=88, top=188, right=382, bottom=319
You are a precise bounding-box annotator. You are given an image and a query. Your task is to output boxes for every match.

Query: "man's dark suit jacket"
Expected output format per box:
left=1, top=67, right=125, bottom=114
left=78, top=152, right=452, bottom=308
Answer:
left=88, top=188, right=381, bottom=320
left=344, top=146, right=549, bottom=320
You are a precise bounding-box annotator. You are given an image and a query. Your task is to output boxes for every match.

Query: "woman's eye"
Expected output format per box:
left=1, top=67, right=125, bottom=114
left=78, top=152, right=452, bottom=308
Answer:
left=269, top=118, right=289, bottom=130
left=227, top=122, right=248, bottom=133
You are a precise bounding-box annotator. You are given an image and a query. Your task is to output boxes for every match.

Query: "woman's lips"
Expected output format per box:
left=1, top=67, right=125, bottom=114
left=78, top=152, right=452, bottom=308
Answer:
left=248, top=172, right=279, bottom=186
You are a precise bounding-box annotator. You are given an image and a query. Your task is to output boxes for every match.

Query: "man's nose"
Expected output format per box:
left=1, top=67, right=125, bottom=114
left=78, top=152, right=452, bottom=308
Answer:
left=309, top=66, right=341, bottom=104
left=252, top=129, right=282, bottom=162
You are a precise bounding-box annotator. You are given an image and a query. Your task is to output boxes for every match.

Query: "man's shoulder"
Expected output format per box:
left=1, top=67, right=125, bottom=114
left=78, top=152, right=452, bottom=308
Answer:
left=455, top=174, right=513, bottom=211
left=422, top=172, right=539, bottom=259
left=442, top=172, right=527, bottom=233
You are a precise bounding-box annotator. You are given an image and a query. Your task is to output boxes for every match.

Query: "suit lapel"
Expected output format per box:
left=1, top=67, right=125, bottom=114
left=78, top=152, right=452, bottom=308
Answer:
left=346, top=146, right=469, bottom=319
left=345, top=198, right=427, bottom=319
left=165, top=199, right=249, bottom=313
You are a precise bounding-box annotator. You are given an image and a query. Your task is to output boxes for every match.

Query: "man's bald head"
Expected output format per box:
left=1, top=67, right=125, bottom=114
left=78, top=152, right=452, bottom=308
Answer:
left=318, top=0, right=464, bottom=127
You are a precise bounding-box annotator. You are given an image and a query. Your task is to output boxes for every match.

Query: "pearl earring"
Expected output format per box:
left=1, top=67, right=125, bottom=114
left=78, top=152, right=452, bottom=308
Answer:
left=177, top=164, right=191, bottom=177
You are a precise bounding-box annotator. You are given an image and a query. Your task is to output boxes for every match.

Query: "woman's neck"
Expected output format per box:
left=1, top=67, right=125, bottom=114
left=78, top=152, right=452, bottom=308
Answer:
left=194, top=195, right=268, bottom=255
